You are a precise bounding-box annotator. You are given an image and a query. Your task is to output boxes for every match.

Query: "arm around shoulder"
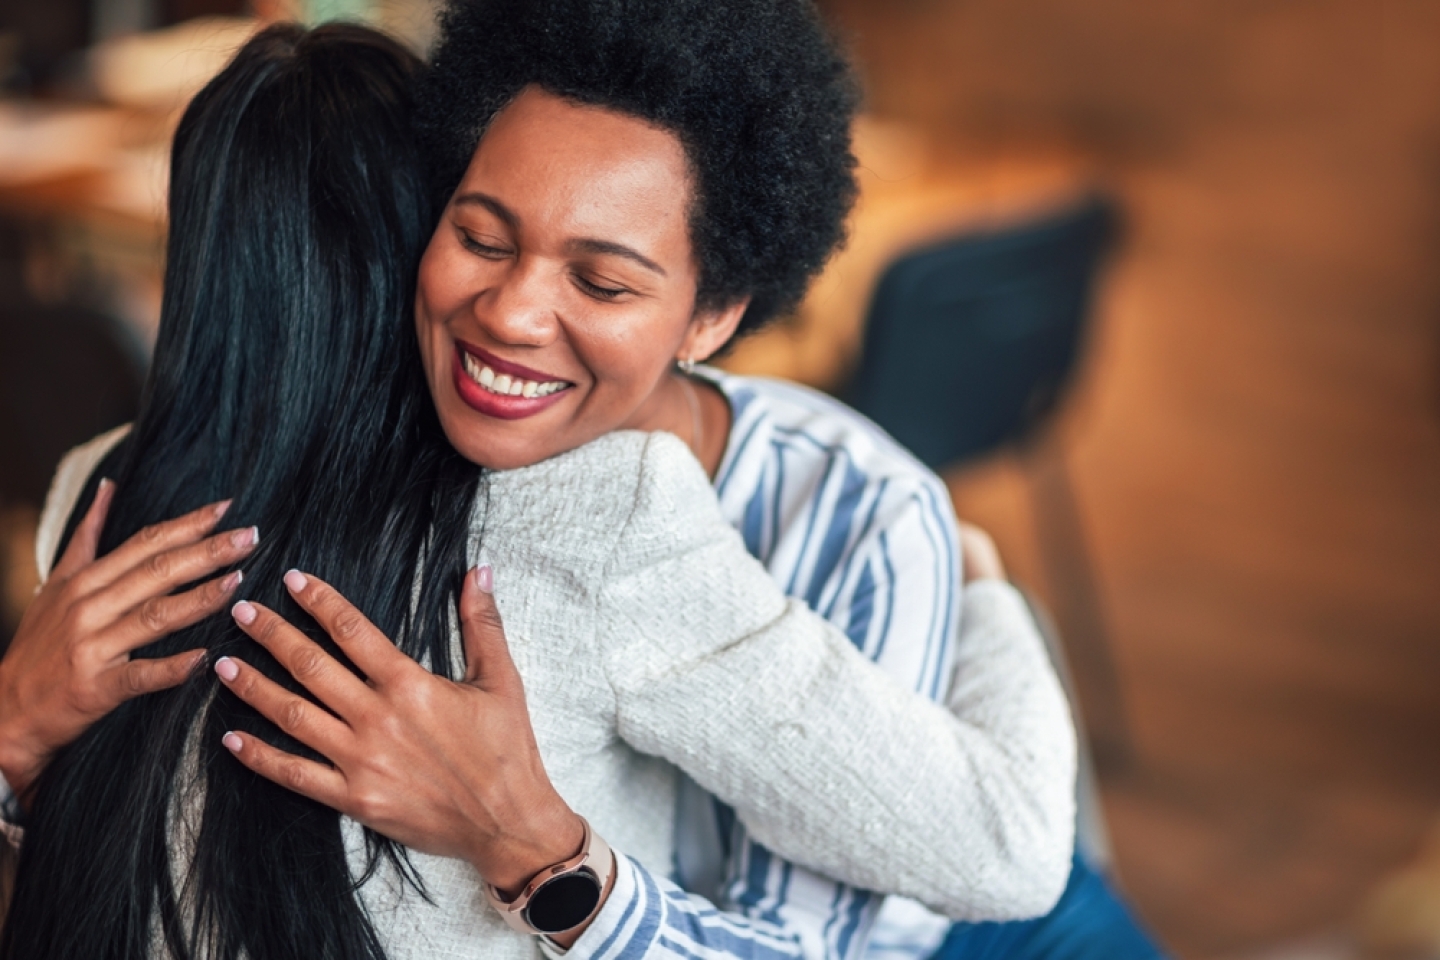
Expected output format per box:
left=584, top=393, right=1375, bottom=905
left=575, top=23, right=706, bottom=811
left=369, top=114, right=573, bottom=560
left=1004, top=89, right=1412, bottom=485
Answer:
left=599, top=434, right=1076, bottom=921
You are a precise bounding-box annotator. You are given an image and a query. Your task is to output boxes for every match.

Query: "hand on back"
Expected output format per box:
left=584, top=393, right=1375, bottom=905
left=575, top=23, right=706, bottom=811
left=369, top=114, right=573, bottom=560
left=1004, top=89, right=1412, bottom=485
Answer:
left=215, top=566, right=584, bottom=895
left=959, top=521, right=1007, bottom=584
left=0, top=481, right=257, bottom=798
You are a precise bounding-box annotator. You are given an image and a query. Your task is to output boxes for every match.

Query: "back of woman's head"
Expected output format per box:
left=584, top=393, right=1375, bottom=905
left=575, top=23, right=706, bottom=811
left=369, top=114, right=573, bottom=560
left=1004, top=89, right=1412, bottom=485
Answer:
left=1, top=23, right=480, bottom=960
left=145, top=21, right=430, bottom=513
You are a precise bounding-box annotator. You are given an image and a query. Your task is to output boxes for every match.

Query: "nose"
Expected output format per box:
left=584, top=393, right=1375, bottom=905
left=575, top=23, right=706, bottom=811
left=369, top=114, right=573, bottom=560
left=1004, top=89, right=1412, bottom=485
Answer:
left=472, top=255, right=561, bottom=348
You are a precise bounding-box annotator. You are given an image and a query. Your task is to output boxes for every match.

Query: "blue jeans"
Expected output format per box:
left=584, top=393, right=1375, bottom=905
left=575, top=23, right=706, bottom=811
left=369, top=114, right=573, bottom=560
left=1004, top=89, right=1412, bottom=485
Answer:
left=931, top=855, right=1166, bottom=960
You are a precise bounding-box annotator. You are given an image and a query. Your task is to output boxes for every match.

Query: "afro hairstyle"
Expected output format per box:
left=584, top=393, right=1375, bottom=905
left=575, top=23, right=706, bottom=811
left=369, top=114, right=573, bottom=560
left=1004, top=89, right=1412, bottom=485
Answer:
left=415, top=0, right=860, bottom=338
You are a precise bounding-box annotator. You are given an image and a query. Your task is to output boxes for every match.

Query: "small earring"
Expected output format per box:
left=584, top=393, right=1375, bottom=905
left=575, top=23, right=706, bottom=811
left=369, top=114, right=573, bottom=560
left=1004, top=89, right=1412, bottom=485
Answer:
left=677, top=356, right=696, bottom=375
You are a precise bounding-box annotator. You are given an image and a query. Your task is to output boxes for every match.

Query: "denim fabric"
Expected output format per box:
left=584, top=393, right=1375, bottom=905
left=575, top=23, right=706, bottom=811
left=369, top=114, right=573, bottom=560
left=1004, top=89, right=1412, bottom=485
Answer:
left=931, top=855, right=1166, bottom=960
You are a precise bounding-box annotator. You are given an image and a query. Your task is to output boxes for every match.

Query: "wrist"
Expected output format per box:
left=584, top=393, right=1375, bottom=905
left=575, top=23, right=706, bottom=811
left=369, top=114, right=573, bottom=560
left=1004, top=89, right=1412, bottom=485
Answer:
left=485, top=816, right=615, bottom=941
left=0, top=725, right=42, bottom=799
left=478, top=793, right=586, bottom=896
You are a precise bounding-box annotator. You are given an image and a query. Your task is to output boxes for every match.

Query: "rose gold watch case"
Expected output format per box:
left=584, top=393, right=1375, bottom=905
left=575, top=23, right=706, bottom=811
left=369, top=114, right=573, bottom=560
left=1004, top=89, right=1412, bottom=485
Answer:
left=485, top=817, right=615, bottom=935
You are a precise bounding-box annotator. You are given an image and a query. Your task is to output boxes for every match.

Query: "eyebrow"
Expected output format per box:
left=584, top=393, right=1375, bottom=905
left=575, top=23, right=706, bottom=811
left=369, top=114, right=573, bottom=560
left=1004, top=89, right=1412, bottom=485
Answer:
left=566, top=238, right=667, bottom=278
left=453, top=191, right=667, bottom=278
left=453, top=192, right=518, bottom=230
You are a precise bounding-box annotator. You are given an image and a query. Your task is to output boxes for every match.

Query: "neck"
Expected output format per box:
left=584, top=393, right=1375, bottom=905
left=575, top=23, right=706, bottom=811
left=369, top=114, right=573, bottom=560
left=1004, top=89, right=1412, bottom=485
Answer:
left=648, top=371, right=731, bottom=479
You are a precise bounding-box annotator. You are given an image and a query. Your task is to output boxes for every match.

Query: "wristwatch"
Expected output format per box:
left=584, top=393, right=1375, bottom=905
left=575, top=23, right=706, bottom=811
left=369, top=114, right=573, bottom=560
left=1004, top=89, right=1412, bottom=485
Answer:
left=485, top=817, right=615, bottom=936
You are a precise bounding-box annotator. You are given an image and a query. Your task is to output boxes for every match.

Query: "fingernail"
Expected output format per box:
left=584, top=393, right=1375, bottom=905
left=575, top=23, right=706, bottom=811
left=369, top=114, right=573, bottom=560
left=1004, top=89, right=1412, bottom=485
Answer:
left=231, top=600, right=257, bottom=625
left=221, top=570, right=244, bottom=593
left=284, top=569, right=307, bottom=593
left=98, top=477, right=114, bottom=495
left=213, top=499, right=234, bottom=519
left=474, top=564, right=494, bottom=594
left=222, top=731, right=243, bottom=753
left=214, top=656, right=239, bottom=682
left=231, top=526, right=259, bottom=549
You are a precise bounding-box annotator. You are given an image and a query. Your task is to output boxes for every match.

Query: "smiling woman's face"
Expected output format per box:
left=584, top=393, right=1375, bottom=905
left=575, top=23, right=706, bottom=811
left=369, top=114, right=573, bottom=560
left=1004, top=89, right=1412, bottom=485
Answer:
left=415, top=85, right=728, bottom=471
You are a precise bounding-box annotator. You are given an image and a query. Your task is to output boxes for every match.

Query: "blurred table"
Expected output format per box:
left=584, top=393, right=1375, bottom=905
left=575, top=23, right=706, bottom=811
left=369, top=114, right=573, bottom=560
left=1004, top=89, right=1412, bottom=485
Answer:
left=718, top=117, right=1101, bottom=392
left=0, top=102, right=173, bottom=350
left=0, top=17, right=261, bottom=350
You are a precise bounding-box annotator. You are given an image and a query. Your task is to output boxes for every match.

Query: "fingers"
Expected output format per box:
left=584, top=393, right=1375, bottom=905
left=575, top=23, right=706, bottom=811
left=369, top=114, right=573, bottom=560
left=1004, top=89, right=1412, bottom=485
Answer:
left=103, top=648, right=207, bottom=703
left=97, top=525, right=259, bottom=629
left=459, top=565, right=519, bottom=689
left=219, top=729, right=348, bottom=810
left=213, top=654, right=350, bottom=757
left=102, top=570, right=246, bottom=656
left=280, top=572, right=410, bottom=687
left=51, top=478, right=115, bottom=580
left=229, top=599, right=373, bottom=718
left=74, top=498, right=235, bottom=596
left=957, top=522, right=1006, bottom=583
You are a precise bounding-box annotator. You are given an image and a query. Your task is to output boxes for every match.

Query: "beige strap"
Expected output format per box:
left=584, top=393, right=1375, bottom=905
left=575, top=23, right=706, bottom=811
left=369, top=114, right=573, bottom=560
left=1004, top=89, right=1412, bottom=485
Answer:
left=34, top=425, right=132, bottom=584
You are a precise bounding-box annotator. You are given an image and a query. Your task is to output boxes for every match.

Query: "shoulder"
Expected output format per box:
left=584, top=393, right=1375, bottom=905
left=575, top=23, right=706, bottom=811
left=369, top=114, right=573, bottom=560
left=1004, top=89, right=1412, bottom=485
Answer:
left=708, top=372, right=958, bottom=568
left=480, top=430, right=723, bottom=573
left=712, top=371, right=949, bottom=505
left=606, top=431, right=731, bottom=570
left=484, top=430, right=707, bottom=518
left=35, top=424, right=131, bottom=582
left=480, top=431, right=652, bottom=553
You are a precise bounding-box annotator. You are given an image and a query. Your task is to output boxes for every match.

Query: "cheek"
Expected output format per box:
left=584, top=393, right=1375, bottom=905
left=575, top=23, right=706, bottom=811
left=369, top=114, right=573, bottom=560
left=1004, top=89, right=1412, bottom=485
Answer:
left=415, top=242, right=455, bottom=324
left=570, top=306, right=686, bottom=395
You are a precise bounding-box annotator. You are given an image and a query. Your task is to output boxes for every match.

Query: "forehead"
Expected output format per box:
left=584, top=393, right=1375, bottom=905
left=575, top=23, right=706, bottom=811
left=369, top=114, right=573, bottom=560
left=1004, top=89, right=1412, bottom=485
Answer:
left=460, top=86, right=692, bottom=249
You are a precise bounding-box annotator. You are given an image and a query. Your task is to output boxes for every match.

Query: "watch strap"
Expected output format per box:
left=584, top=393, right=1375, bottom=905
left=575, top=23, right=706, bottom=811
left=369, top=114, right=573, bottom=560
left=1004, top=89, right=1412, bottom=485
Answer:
left=485, top=817, right=614, bottom=935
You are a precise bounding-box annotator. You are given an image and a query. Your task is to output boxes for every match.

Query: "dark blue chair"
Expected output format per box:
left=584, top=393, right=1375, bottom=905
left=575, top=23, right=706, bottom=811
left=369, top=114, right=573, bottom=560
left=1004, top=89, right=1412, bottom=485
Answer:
left=844, top=196, right=1132, bottom=768
left=846, top=197, right=1116, bottom=467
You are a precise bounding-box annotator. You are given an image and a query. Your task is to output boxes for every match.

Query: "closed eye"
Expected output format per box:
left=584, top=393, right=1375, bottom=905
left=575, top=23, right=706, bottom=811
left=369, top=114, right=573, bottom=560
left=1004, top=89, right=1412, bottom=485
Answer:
left=459, top=231, right=512, bottom=260
left=574, top=274, right=629, bottom=301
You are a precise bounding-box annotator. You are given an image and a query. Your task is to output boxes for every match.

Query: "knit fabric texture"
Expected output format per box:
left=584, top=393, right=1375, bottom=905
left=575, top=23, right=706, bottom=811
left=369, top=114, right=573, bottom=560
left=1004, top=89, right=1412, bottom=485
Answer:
left=34, top=428, right=1075, bottom=959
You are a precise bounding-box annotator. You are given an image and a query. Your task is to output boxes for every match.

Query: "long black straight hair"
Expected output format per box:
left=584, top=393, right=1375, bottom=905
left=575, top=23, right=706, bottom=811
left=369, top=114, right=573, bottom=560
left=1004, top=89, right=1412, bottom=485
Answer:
left=0, top=23, right=481, bottom=959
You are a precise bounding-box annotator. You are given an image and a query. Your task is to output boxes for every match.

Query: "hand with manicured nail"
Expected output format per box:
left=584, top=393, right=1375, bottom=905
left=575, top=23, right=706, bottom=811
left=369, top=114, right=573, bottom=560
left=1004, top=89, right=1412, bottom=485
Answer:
left=0, top=481, right=257, bottom=799
left=217, top=565, right=585, bottom=898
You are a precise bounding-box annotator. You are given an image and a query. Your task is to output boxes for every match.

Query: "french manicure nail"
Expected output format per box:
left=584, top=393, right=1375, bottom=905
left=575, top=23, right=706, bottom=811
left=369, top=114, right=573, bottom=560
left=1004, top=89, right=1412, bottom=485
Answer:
left=475, top=564, right=494, bottom=594
left=221, top=570, right=244, bottom=592
left=283, top=569, right=307, bottom=593
left=213, top=498, right=234, bottom=519
left=222, top=731, right=243, bottom=753
left=231, top=600, right=257, bottom=625
left=214, top=657, right=239, bottom=682
left=98, top=478, right=114, bottom=494
left=231, top=526, right=259, bottom=549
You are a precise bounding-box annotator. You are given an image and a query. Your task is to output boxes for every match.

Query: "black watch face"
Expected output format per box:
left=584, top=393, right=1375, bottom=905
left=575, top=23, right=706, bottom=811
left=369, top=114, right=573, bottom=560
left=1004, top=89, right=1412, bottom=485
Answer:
left=525, top=870, right=603, bottom=934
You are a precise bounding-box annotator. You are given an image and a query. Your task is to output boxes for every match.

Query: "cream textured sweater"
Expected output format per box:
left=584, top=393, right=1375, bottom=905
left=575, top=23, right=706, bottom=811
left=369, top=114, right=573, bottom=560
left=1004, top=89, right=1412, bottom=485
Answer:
left=35, top=427, right=1075, bottom=960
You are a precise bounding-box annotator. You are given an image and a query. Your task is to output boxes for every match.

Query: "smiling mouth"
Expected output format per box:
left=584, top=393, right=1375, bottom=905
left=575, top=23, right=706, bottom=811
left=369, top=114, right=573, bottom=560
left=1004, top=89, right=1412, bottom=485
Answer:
left=458, top=349, right=572, bottom=399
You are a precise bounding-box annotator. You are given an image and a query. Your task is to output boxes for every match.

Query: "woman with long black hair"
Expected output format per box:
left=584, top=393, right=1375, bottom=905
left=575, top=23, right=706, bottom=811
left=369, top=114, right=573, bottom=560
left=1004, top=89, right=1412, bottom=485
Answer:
left=0, top=18, right=1078, bottom=960
left=1, top=23, right=486, bottom=957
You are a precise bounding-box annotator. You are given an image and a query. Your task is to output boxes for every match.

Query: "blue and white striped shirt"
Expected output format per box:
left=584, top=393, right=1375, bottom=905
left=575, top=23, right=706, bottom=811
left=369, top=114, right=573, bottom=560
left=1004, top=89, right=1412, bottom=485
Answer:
left=558, top=372, right=963, bottom=960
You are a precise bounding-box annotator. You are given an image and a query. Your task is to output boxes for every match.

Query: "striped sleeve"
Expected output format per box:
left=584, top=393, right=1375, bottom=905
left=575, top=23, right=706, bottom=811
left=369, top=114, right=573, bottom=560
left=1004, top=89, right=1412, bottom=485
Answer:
left=0, top=773, right=22, bottom=849
left=550, top=851, right=807, bottom=960
left=711, top=478, right=962, bottom=960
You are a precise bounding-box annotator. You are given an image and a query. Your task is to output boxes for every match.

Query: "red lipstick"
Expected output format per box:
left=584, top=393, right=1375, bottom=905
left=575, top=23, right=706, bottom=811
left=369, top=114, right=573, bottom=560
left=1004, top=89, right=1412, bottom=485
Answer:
left=450, top=345, right=571, bottom=421
left=456, top=340, right=568, bottom=385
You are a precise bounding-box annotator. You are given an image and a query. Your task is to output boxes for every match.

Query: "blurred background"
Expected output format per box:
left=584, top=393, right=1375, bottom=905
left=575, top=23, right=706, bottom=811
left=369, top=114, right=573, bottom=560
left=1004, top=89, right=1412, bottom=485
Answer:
left=0, top=2, right=1438, bottom=958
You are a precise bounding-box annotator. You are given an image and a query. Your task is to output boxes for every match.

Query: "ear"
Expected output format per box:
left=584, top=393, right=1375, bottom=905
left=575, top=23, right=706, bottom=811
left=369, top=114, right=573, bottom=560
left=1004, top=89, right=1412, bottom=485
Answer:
left=678, top=298, right=750, bottom=365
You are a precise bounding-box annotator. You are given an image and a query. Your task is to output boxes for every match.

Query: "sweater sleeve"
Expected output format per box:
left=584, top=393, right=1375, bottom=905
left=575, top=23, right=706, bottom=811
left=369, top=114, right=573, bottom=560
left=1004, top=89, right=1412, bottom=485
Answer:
left=0, top=426, right=133, bottom=851
left=599, top=433, right=1076, bottom=922
left=545, top=850, right=810, bottom=960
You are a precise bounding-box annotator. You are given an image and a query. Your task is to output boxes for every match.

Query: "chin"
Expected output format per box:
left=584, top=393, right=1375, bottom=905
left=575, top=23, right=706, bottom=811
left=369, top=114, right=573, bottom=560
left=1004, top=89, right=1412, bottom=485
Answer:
left=438, top=414, right=554, bottom=471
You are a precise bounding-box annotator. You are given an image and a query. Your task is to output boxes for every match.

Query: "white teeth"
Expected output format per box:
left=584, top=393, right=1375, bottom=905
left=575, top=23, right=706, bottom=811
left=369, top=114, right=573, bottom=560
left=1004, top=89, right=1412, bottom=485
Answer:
left=460, top=353, right=569, bottom=400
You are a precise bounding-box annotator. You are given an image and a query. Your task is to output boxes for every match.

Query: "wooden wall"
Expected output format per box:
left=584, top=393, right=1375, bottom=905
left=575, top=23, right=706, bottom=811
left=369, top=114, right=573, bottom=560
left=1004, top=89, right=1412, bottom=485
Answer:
left=816, top=2, right=1440, bottom=955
